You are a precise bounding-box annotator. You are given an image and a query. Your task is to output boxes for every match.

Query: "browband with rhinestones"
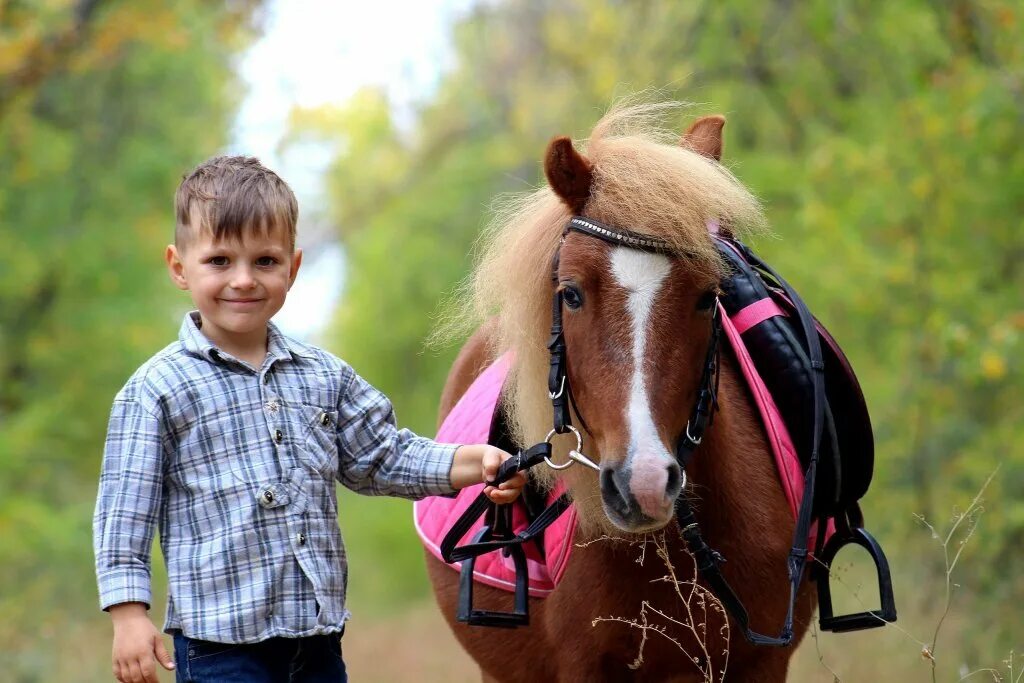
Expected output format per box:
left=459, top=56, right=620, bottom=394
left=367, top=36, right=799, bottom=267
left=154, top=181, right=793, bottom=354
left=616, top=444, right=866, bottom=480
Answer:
left=566, top=216, right=674, bottom=254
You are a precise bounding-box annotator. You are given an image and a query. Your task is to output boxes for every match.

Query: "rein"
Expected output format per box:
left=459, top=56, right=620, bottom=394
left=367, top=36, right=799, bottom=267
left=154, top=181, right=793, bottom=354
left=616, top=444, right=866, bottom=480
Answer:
left=440, top=216, right=806, bottom=644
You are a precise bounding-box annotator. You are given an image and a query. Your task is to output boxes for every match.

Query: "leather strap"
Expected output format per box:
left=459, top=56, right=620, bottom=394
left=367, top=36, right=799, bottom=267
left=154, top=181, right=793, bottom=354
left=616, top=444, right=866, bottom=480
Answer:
left=669, top=237, right=830, bottom=647
left=445, top=492, right=572, bottom=563
left=440, top=442, right=560, bottom=563
left=548, top=289, right=573, bottom=434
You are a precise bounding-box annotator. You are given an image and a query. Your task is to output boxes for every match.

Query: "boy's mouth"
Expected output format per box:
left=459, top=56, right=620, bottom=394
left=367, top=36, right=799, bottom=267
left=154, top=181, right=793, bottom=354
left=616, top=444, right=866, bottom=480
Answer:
left=220, top=298, right=263, bottom=307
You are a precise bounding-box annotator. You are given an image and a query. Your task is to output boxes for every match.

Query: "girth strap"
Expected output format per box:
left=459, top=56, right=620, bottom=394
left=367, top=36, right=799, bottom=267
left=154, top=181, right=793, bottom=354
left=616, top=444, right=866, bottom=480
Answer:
left=675, top=494, right=798, bottom=646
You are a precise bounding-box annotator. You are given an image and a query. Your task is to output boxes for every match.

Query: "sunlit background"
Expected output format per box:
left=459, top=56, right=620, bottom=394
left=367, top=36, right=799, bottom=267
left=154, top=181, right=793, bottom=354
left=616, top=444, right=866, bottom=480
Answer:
left=232, top=0, right=475, bottom=341
left=1, top=1, right=1021, bottom=681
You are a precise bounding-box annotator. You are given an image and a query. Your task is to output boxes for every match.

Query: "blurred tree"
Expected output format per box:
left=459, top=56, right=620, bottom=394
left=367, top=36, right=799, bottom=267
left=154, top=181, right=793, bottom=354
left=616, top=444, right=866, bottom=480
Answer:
left=0, top=1, right=261, bottom=678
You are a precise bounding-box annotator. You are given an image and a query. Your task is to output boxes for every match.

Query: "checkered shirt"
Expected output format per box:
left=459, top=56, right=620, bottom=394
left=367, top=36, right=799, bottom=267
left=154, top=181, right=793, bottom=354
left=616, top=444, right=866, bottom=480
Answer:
left=93, top=312, right=458, bottom=643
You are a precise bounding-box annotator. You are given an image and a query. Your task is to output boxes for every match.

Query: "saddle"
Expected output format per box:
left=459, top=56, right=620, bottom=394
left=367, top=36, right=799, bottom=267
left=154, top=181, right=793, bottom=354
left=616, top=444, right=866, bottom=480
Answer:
left=717, top=237, right=873, bottom=519
left=714, top=234, right=895, bottom=633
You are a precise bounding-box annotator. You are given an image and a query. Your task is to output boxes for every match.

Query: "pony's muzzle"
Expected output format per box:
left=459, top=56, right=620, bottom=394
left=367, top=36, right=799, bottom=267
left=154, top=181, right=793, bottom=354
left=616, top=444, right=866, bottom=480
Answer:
left=600, top=457, right=682, bottom=531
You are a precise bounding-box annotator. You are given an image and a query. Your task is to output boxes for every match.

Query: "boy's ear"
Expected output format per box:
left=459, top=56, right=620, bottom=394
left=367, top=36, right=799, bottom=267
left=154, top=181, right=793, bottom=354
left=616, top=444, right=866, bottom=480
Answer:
left=165, top=245, right=189, bottom=290
left=288, top=248, right=303, bottom=289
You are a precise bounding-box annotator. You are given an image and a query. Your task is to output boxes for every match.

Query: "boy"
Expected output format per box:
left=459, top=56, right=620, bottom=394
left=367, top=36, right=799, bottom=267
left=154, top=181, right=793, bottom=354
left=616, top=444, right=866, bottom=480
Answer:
left=93, top=156, right=524, bottom=683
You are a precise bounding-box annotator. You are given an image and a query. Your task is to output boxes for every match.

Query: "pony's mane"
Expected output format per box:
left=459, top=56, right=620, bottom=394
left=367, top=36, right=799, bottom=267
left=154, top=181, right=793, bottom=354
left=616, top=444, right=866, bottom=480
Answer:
left=439, top=102, right=766, bottom=483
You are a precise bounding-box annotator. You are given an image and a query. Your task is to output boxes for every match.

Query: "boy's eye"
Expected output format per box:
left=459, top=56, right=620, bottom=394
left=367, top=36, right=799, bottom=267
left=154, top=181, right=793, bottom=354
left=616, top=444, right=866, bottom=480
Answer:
left=208, top=256, right=229, bottom=266
left=256, top=256, right=278, bottom=267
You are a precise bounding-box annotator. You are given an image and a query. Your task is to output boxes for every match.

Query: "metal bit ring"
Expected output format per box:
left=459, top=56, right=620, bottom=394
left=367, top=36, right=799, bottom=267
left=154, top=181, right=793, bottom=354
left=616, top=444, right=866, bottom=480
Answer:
left=543, top=425, right=599, bottom=471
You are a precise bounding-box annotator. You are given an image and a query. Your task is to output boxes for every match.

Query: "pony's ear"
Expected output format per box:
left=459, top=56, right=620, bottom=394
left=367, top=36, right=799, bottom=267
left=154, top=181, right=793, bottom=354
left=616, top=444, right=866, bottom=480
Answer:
left=681, top=115, right=726, bottom=161
left=545, top=136, right=593, bottom=213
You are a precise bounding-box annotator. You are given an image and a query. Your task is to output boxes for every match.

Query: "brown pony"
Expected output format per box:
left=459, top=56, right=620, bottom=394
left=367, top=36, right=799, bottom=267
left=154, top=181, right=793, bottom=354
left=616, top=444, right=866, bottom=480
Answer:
left=426, top=103, right=815, bottom=682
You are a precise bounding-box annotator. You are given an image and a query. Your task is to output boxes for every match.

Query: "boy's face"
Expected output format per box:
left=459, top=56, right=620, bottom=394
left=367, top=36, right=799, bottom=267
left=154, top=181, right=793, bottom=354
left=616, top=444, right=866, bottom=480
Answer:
left=165, top=224, right=302, bottom=349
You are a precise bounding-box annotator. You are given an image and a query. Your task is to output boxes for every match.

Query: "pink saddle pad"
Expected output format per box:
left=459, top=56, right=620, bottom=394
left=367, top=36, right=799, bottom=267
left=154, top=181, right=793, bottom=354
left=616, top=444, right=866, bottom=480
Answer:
left=414, top=353, right=577, bottom=597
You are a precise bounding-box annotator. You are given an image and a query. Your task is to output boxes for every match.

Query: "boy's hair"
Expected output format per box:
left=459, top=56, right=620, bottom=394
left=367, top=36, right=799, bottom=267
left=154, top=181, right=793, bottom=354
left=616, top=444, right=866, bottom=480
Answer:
left=175, top=155, right=298, bottom=250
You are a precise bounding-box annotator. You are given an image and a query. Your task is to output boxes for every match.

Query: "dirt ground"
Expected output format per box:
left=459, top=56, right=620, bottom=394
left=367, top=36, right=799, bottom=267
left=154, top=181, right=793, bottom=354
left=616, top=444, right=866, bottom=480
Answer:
left=341, top=598, right=934, bottom=682
left=63, top=596, right=947, bottom=682
left=343, top=602, right=478, bottom=682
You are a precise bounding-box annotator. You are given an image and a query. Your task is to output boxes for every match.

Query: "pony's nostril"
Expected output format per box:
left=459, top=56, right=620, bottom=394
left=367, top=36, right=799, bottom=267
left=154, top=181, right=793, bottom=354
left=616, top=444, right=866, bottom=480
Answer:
left=601, top=465, right=634, bottom=507
left=600, top=466, right=622, bottom=500
left=600, top=464, right=635, bottom=522
left=665, top=462, right=682, bottom=498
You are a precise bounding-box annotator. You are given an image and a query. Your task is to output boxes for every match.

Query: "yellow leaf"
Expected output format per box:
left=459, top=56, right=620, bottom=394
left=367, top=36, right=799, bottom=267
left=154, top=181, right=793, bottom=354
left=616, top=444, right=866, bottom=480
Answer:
left=910, top=176, right=931, bottom=199
left=980, top=351, right=1007, bottom=381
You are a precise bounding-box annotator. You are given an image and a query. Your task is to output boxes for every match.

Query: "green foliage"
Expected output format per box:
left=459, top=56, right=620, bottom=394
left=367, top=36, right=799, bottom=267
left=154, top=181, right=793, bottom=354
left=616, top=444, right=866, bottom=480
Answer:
left=291, top=0, right=1023, bottom=672
left=2, top=0, right=1021, bottom=679
left=0, top=1, right=260, bottom=679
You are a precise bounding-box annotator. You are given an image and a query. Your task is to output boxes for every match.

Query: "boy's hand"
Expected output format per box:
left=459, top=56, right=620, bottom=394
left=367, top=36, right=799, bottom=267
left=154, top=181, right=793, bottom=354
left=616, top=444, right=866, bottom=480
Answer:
left=451, top=445, right=528, bottom=503
left=481, top=445, right=527, bottom=505
left=109, top=603, right=174, bottom=683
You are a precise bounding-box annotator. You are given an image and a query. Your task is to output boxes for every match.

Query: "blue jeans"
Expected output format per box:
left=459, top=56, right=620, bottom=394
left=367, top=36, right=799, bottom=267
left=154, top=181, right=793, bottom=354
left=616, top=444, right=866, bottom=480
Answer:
left=172, top=631, right=347, bottom=683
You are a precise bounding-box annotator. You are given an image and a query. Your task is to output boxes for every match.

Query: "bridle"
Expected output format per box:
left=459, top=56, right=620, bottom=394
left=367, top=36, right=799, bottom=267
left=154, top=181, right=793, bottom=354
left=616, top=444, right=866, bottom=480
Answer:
left=441, top=215, right=804, bottom=646
left=546, top=216, right=722, bottom=480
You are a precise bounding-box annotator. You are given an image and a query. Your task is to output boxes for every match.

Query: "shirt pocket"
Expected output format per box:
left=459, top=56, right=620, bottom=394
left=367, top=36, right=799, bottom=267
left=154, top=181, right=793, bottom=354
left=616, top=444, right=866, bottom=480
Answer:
left=300, top=402, right=339, bottom=477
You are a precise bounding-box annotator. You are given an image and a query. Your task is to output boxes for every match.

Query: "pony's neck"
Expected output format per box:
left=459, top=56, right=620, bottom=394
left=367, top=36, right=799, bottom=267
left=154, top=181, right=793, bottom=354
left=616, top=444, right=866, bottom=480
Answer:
left=686, top=352, right=795, bottom=561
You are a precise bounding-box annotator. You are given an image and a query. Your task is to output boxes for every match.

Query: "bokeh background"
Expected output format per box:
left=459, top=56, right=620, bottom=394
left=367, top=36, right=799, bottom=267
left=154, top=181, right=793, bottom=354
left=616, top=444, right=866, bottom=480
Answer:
left=1, top=1, right=1021, bottom=681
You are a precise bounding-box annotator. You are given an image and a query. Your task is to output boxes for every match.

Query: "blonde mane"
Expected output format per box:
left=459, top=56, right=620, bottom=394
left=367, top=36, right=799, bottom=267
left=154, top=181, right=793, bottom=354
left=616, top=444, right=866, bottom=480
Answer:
left=441, top=102, right=766, bottom=483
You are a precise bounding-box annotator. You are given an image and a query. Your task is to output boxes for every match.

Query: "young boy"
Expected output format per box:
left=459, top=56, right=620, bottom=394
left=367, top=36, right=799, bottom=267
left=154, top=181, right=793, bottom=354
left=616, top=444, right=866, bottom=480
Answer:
left=93, top=156, right=524, bottom=683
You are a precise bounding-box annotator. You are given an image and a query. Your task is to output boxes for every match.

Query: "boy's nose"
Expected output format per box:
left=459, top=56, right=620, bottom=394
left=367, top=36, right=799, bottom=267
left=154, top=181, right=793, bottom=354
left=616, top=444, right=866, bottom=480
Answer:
left=230, top=268, right=257, bottom=289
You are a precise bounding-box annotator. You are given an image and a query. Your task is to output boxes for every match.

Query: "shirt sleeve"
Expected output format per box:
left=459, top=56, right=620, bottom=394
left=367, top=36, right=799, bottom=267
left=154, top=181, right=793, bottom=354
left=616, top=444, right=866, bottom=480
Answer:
left=335, top=370, right=458, bottom=499
left=93, top=391, right=166, bottom=611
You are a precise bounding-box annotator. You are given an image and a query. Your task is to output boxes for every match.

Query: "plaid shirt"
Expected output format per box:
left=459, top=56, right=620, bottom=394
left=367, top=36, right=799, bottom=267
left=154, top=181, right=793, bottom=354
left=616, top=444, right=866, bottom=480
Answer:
left=93, top=312, right=458, bottom=643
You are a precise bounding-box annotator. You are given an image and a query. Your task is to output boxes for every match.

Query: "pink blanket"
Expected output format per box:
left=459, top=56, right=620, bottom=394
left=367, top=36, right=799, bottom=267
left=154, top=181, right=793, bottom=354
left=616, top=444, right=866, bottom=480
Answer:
left=413, top=353, right=577, bottom=596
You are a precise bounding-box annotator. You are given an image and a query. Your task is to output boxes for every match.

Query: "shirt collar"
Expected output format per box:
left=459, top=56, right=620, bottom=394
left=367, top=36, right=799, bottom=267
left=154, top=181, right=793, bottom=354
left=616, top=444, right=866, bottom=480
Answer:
left=179, top=311, right=316, bottom=365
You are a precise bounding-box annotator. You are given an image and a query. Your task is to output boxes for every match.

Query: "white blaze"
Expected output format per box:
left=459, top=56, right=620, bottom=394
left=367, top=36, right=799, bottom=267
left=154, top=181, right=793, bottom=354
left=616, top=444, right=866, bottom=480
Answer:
left=610, top=248, right=673, bottom=476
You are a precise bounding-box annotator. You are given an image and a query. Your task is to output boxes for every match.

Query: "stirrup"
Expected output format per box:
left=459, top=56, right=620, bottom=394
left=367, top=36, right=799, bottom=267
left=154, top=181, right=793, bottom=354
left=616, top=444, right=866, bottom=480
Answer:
left=456, top=525, right=530, bottom=628
left=814, top=507, right=897, bottom=633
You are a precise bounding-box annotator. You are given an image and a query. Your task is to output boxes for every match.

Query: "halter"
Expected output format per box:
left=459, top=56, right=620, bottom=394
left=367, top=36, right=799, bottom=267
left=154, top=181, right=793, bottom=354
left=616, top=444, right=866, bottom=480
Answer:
left=548, top=217, right=721, bottom=467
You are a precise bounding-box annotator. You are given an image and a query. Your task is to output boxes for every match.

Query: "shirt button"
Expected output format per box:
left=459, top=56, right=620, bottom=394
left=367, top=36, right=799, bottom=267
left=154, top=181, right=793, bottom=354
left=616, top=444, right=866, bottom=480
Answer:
left=318, top=412, right=331, bottom=427
left=273, top=429, right=283, bottom=444
left=263, top=490, right=274, bottom=504
left=297, top=533, right=307, bottom=546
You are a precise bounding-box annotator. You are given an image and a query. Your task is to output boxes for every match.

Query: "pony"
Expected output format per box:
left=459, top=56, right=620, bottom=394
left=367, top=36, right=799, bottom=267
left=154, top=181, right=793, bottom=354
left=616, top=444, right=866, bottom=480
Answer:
left=424, top=103, right=815, bottom=682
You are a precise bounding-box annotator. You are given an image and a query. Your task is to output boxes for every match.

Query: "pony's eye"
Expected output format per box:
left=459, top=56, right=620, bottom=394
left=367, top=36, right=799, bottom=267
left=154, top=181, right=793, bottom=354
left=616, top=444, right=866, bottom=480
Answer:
left=696, top=290, right=718, bottom=311
left=562, top=286, right=583, bottom=310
